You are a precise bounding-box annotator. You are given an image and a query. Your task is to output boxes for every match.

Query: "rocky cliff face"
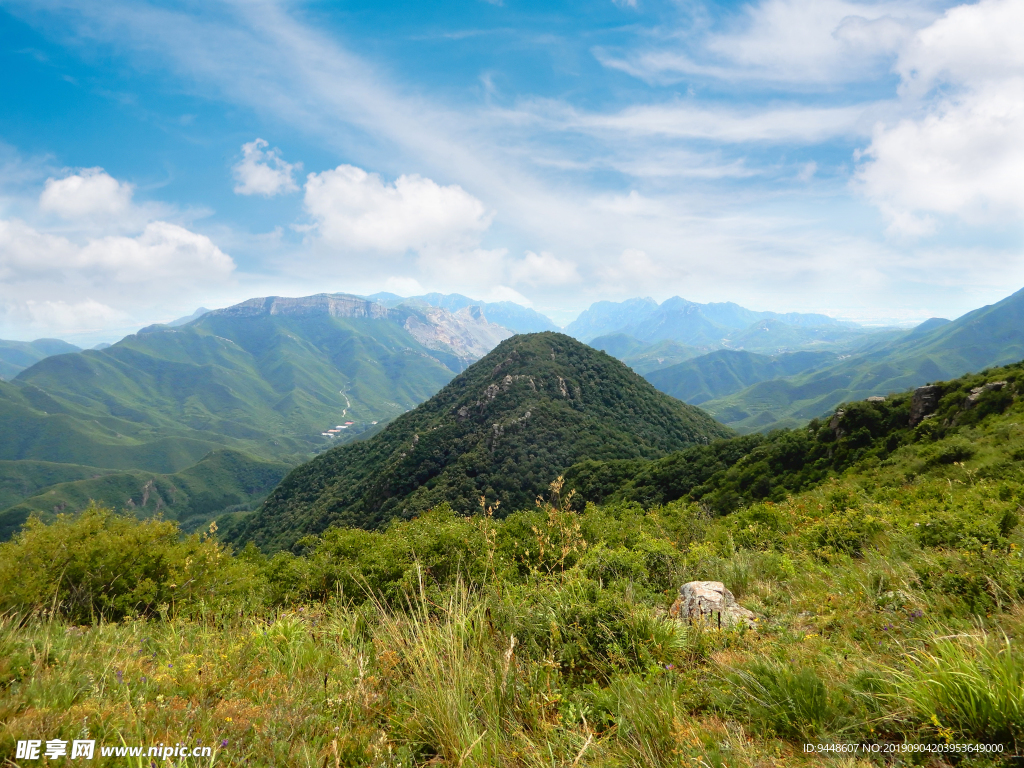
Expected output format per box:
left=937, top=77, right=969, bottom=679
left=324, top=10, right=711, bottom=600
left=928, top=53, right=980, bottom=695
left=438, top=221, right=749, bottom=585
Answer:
left=403, top=305, right=514, bottom=362
left=208, top=294, right=394, bottom=320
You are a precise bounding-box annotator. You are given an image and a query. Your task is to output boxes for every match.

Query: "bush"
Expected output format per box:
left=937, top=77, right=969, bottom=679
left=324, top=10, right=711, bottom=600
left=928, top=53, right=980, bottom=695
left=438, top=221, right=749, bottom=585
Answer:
left=0, top=504, right=253, bottom=622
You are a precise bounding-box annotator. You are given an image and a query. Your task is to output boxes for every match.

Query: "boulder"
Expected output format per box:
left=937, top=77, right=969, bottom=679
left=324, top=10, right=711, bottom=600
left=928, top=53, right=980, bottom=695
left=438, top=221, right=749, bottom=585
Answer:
left=964, top=381, right=1007, bottom=408
left=669, top=581, right=757, bottom=629
left=910, top=385, right=941, bottom=426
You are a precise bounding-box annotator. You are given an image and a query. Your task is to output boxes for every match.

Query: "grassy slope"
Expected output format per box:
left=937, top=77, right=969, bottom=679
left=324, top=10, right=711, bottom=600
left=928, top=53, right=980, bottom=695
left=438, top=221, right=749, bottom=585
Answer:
left=239, top=332, right=732, bottom=551
left=0, top=449, right=291, bottom=540
left=702, top=286, right=1024, bottom=432
left=2, top=363, right=1024, bottom=765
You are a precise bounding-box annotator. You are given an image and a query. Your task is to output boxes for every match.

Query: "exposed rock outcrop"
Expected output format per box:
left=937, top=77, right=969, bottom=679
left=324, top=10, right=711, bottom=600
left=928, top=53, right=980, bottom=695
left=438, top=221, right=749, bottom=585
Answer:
left=669, top=581, right=757, bottom=629
left=963, top=381, right=1007, bottom=409
left=909, top=385, right=941, bottom=426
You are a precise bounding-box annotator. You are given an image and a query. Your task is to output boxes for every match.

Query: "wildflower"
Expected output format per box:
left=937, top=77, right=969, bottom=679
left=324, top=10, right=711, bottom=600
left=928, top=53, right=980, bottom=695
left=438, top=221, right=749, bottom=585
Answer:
left=226, top=718, right=233, bottom=723
left=221, top=740, right=229, bottom=748
left=115, top=670, right=123, bottom=684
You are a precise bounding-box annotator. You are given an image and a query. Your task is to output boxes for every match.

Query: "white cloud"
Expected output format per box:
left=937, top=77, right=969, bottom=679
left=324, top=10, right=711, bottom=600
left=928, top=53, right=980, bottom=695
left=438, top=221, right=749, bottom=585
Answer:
left=526, top=98, right=875, bottom=144
left=383, top=276, right=425, bottom=295
left=508, top=250, right=580, bottom=287
left=0, top=219, right=235, bottom=284
left=78, top=222, right=236, bottom=282
left=484, top=285, right=533, bottom=306
left=857, top=0, right=1024, bottom=232
left=597, top=0, right=931, bottom=86
left=304, top=164, right=493, bottom=252
left=1, top=298, right=129, bottom=335
left=232, top=138, right=301, bottom=197
left=39, top=168, right=133, bottom=218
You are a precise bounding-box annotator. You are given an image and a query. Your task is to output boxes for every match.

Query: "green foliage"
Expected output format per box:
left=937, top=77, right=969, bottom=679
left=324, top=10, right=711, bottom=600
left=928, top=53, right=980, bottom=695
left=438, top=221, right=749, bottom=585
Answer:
left=3, top=354, right=1024, bottom=764
left=244, top=333, right=731, bottom=551
left=569, top=361, right=1024, bottom=516
left=0, top=504, right=257, bottom=622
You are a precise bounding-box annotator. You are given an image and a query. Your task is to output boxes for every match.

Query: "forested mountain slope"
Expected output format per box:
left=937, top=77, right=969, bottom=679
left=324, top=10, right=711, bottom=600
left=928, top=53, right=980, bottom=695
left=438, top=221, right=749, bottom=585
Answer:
left=236, top=332, right=732, bottom=551
left=567, top=359, right=1023, bottom=514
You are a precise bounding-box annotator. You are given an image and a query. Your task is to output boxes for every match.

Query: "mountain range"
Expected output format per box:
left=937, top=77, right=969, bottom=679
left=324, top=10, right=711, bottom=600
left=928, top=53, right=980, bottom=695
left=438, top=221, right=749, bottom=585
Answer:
left=4, top=285, right=1024, bottom=541
left=367, top=292, right=559, bottom=334
left=685, top=287, right=1024, bottom=432
left=0, top=292, right=525, bottom=535
left=233, top=332, right=731, bottom=551
left=564, top=296, right=869, bottom=354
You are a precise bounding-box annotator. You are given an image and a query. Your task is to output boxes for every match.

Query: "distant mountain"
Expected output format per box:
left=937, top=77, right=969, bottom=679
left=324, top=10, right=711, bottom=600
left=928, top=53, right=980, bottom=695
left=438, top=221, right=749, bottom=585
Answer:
left=0, top=293, right=518, bottom=536
left=168, top=307, right=211, bottom=327
left=644, top=349, right=837, bottom=405
left=701, top=287, right=1024, bottom=432
left=565, top=296, right=871, bottom=354
left=589, top=334, right=701, bottom=374
left=235, top=332, right=732, bottom=551
left=564, top=298, right=659, bottom=342
left=0, top=338, right=81, bottom=380
left=366, top=292, right=559, bottom=334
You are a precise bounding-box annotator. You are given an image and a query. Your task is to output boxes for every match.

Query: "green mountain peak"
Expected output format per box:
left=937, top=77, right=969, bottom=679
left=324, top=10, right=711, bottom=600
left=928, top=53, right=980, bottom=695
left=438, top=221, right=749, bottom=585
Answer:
left=235, top=332, right=731, bottom=551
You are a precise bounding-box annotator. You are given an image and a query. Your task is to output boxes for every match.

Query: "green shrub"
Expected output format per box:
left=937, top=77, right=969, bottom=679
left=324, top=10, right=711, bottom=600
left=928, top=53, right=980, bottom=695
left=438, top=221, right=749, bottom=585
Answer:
left=0, top=504, right=253, bottom=622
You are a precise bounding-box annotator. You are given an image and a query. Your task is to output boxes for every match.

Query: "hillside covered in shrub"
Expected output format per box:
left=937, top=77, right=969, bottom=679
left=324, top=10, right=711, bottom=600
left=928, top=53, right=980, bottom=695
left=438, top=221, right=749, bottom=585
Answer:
left=2, top=361, right=1024, bottom=765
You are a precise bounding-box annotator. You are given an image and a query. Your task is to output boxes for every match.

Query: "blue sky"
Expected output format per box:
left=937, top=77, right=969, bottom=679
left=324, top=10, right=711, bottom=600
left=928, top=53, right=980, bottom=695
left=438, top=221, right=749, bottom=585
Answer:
left=0, top=0, right=1022, bottom=343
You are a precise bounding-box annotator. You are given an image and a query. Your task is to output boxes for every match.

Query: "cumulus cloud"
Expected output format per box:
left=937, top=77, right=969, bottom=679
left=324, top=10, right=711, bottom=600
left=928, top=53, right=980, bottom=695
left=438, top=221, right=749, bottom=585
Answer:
left=304, top=164, right=493, bottom=252
left=232, top=138, right=301, bottom=196
left=0, top=219, right=234, bottom=284
left=39, top=168, right=134, bottom=218
left=857, top=0, right=1024, bottom=232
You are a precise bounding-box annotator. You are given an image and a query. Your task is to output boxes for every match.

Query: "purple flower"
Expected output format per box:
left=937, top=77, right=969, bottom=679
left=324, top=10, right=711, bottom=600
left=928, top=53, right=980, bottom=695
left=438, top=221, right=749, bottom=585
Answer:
left=168, top=663, right=173, bottom=668
left=115, top=670, right=123, bottom=684
left=221, top=740, right=229, bottom=748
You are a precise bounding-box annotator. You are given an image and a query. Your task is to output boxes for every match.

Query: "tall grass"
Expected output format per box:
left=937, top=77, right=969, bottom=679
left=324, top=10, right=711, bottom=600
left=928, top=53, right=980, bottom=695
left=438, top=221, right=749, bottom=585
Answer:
left=889, top=631, right=1024, bottom=750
